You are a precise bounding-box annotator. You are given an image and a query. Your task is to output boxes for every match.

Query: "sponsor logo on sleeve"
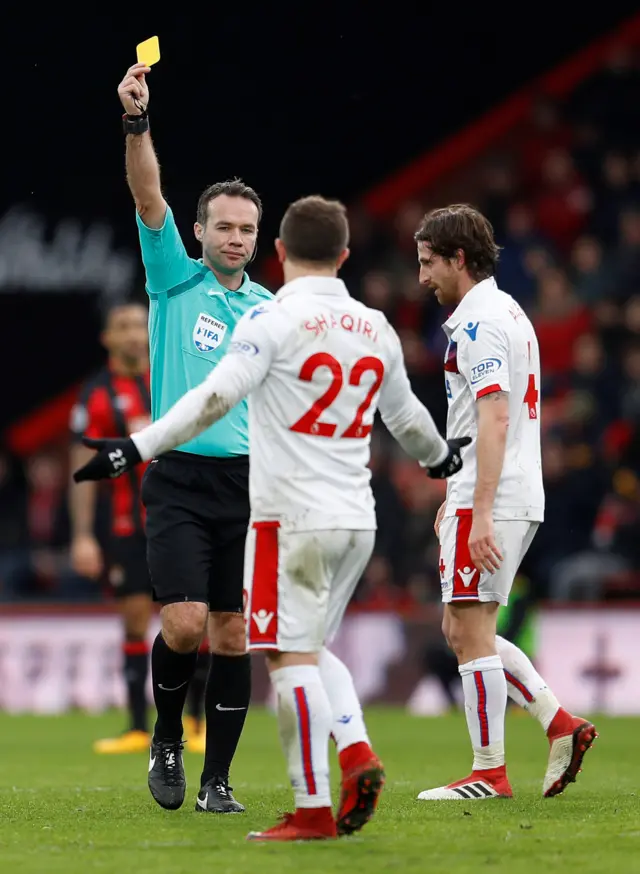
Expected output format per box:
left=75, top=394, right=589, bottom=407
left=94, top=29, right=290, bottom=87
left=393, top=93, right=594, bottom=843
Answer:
left=470, top=357, right=502, bottom=384
left=230, top=340, right=259, bottom=356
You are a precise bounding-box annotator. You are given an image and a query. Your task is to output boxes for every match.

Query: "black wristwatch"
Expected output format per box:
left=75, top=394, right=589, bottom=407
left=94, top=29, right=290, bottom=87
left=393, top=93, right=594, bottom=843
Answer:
left=122, top=111, right=149, bottom=136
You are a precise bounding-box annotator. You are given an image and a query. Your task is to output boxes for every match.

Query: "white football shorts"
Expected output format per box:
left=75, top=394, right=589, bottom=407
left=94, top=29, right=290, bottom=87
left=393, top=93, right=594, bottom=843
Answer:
left=438, top=510, right=538, bottom=606
left=244, top=523, right=375, bottom=652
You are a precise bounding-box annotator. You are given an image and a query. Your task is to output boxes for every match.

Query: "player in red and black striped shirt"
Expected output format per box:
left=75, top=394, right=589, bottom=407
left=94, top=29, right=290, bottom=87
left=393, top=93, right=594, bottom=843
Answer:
left=69, top=303, right=209, bottom=754
left=69, top=303, right=152, bottom=752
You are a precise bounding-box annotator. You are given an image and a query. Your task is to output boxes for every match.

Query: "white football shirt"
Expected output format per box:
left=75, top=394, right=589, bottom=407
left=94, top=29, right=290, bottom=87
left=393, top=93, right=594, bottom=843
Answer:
left=441, top=277, right=544, bottom=521
left=133, top=276, right=450, bottom=531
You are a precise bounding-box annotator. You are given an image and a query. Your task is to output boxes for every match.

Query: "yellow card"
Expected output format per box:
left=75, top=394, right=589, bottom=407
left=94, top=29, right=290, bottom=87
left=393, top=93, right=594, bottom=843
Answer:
left=136, top=36, right=160, bottom=67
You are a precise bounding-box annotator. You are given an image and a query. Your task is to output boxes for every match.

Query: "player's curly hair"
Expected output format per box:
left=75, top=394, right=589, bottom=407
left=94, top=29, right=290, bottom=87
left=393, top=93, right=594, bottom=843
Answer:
left=414, top=204, right=500, bottom=281
left=197, top=178, right=263, bottom=225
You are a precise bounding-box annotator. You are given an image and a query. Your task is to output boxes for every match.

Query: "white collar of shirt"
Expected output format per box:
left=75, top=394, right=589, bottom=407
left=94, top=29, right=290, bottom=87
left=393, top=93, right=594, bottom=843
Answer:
left=275, top=276, right=349, bottom=302
left=442, top=277, right=498, bottom=338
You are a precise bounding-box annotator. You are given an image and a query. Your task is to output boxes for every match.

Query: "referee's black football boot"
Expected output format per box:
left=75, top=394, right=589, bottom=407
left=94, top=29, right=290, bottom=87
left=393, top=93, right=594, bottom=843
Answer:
left=148, top=739, right=186, bottom=810
left=195, top=775, right=245, bottom=814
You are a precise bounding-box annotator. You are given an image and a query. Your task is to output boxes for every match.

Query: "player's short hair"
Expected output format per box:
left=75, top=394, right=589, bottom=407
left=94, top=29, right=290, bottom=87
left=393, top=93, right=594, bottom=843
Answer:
left=414, top=204, right=500, bottom=281
left=197, top=178, right=263, bottom=225
left=279, top=195, right=349, bottom=264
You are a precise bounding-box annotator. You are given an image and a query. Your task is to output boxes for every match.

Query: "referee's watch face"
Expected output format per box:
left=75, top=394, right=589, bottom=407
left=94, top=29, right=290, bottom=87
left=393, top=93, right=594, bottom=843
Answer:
left=195, top=194, right=259, bottom=277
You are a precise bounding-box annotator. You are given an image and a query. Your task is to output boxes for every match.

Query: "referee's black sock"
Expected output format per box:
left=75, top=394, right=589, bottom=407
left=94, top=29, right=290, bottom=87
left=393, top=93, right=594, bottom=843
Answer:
left=200, top=653, right=251, bottom=786
left=186, top=646, right=210, bottom=726
left=123, top=638, right=149, bottom=733
left=151, top=632, right=198, bottom=742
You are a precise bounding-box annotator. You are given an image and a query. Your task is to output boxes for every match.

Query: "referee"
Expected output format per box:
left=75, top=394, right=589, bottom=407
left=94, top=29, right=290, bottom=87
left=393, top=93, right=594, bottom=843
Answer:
left=117, top=62, right=272, bottom=814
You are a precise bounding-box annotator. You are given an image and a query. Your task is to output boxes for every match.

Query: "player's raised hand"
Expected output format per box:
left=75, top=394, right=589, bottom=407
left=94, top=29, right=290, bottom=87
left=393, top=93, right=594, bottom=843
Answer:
left=73, top=436, right=142, bottom=482
left=118, top=63, right=151, bottom=115
left=468, top=510, right=503, bottom=574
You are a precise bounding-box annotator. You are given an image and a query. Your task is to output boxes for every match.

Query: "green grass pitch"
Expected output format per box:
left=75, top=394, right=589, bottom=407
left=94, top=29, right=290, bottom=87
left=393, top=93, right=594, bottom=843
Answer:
left=1, top=708, right=638, bottom=873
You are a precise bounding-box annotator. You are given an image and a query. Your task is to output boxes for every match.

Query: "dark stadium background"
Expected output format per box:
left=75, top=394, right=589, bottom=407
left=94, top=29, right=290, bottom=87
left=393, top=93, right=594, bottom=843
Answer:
left=2, top=5, right=638, bottom=426
left=0, top=6, right=639, bottom=652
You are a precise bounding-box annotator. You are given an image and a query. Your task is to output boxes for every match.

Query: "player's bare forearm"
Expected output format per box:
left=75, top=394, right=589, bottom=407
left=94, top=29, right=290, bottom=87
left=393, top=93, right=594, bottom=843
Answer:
left=473, top=391, right=509, bottom=515
left=125, top=133, right=166, bottom=228
left=69, top=444, right=98, bottom=536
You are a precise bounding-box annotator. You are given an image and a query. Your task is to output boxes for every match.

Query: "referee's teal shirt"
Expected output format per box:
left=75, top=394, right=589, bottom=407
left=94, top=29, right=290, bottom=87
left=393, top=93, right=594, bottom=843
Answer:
left=137, top=206, right=272, bottom=457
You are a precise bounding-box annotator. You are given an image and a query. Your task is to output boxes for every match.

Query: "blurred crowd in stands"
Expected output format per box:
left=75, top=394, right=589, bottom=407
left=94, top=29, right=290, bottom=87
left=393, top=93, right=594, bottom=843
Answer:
left=1, top=49, right=639, bottom=607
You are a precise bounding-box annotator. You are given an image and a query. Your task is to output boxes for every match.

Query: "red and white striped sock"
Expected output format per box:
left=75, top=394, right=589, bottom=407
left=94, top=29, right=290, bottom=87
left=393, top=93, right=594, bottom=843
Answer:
left=459, top=655, right=507, bottom=771
left=496, top=635, right=560, bottom=731
left=270, top=665, right=332, bottom=809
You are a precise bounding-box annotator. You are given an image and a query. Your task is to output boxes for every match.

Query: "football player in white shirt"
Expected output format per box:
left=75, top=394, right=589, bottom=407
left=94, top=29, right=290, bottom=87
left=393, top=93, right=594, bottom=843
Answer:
left=414, top=204, right=597, bottom=802
left=74, top=195, right=470, bottom=841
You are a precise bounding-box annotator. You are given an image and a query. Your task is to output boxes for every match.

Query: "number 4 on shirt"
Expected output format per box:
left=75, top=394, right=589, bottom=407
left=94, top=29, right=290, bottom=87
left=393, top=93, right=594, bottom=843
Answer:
left=524, top=373, right=539, bottom=419
left=290, top=352, right=384, bottom=439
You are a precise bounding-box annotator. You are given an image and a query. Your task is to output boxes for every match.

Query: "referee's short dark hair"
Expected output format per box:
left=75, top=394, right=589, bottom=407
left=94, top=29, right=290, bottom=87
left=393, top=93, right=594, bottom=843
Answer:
left=197, top=179, right=263, bottom=225
left=280, top=195, right=349, bottom=264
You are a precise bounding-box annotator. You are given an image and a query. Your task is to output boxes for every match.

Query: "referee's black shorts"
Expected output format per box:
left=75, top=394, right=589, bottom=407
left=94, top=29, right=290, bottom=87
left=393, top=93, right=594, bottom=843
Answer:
left=141, top=451, right=249, bottom=611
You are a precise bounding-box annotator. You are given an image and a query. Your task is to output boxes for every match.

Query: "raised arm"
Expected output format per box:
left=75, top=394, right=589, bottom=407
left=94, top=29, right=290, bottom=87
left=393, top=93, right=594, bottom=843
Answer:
left=118, top=63, right=166, bottom=228
left=118, top=63, right=195, bottom=294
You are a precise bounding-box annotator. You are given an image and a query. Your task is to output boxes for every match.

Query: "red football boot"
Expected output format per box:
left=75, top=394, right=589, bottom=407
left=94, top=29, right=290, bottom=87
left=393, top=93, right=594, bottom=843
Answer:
left=247, top=807, right=337, bottom=842
left=543, top=708, right=598, bottom=798
left=336, top=742, right=385, bottom=836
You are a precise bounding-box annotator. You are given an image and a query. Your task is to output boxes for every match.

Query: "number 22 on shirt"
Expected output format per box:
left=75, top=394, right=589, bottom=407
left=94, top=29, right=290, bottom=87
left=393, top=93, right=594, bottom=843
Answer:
left=289, top=352, right=384, bottom=439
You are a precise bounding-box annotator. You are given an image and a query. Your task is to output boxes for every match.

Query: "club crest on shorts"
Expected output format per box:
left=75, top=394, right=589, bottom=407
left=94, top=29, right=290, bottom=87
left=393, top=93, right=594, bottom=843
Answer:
left=193, top=312, right=227, bottom=352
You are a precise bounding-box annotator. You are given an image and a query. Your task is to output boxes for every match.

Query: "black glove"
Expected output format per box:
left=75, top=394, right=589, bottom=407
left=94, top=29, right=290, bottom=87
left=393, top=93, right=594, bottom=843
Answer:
left=73, top=436, right=142, bottom=483
left=425, top=437, right=472, bottom=479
